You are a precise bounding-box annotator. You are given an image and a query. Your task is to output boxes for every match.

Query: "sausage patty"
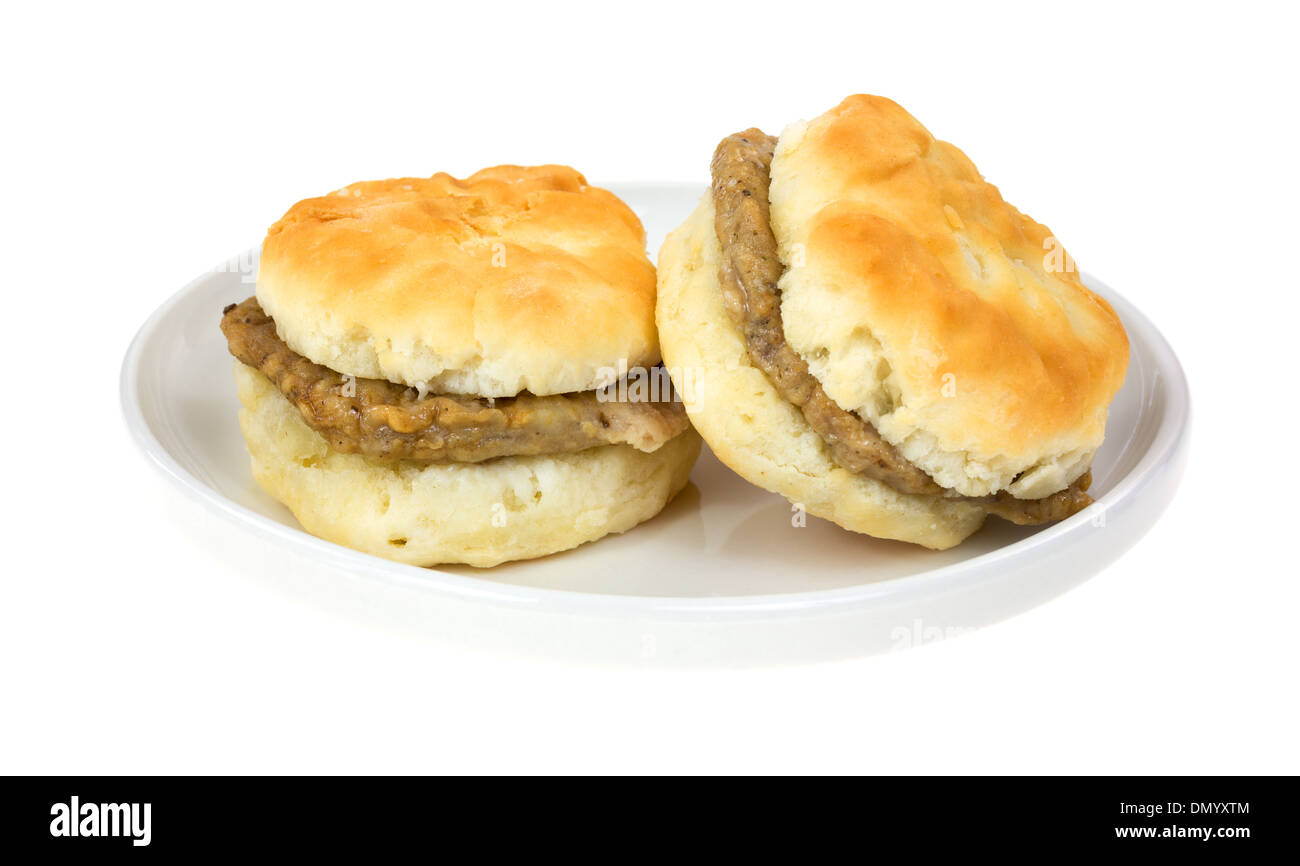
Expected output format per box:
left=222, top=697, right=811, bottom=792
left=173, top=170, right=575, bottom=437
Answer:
left=221, top=297, right=690, bottom=464
left=710, top=129, right=1092, bottom=525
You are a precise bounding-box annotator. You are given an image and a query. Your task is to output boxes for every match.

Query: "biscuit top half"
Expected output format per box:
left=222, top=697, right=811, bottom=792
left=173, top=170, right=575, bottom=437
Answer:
left=256, top=165, right=659, bottom=397
left=770, top=95, right=1130, bottom=498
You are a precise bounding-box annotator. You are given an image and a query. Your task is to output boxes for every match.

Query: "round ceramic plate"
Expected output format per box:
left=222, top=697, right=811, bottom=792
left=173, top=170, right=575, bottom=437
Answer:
left=121, top=183, right=1190, bottom=665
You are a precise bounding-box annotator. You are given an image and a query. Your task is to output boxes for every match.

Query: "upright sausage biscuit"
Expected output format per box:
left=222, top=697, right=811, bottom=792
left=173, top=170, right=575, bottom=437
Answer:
left=224, top=166, right=700, bottom=567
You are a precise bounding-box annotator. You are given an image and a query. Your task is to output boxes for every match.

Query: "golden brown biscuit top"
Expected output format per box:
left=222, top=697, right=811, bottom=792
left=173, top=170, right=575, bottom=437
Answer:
left=771, top=95, right=1130, bottom=497
left=256, top=165, right=660, bottom=396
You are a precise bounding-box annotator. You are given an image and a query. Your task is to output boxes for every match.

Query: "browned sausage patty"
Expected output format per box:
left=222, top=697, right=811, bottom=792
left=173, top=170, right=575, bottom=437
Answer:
left=221, top=297, right=690, bottom=464
left=710, top=129, right=1092, bottom=525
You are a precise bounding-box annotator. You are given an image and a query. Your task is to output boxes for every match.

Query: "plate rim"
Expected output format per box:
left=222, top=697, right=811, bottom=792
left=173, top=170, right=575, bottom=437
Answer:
left=121, top=225, right=1190, bottom=621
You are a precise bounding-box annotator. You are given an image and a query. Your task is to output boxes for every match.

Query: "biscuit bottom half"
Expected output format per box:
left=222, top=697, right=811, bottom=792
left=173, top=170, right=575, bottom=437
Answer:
left=234, top=361, right=701, bottom=567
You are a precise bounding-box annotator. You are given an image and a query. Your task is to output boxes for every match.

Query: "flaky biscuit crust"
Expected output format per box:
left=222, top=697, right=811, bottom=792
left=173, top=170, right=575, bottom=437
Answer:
left=771, top=95, right=1129, bottom=498
left=257, top=165, right=659, bottom=397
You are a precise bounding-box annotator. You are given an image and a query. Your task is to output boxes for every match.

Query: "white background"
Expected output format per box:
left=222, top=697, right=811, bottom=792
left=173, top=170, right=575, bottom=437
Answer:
left=3, top=1, right=1297, bottom=774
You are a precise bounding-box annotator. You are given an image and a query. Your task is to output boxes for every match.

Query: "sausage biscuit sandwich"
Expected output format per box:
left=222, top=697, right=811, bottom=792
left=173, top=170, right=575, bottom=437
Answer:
left=222, top=166, right=700, bottom=566
left=656, top=95, right=1129, bottom=549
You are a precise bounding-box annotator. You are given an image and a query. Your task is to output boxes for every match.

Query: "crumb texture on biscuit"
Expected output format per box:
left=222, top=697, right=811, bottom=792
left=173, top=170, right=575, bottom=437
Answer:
left=655, top=197, right=986, bottom=550
left=235, top=362, right=701, bottom=567
left=769, top=95, right=1130, bottom=498
left=256, top=165, right=659, bottom=397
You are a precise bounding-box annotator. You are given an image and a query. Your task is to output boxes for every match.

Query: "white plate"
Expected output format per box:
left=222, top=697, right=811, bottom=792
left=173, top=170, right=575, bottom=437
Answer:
left=121, top=183, right=1190, bottom=665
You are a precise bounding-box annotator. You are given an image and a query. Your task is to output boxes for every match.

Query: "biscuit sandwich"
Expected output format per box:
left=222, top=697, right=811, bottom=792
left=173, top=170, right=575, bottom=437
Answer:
left=656, top=95, right=1129, bottom=549
left=222, top=166, right=701, bottom=567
